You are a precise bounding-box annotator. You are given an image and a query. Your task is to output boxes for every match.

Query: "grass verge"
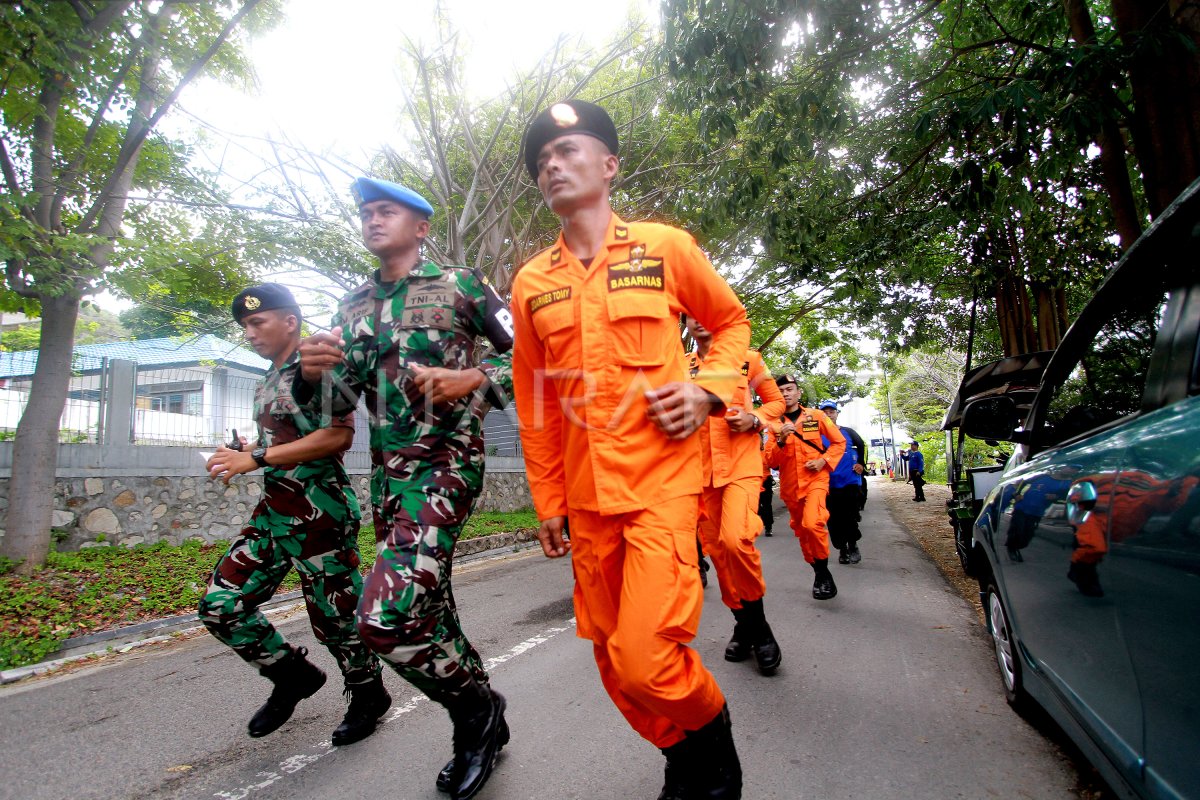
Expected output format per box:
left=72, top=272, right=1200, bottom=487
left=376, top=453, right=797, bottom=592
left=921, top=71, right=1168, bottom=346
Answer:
left=0, top=508, right=538, bottom=671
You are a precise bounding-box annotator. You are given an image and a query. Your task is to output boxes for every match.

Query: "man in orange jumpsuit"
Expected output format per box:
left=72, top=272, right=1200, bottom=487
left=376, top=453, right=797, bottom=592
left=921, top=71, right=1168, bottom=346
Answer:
left=764, top=375, right=846, bottom=600
left=1068, top=469, right=1199, bottom=597
left=684, top=316, right=784, bottom=676
left=513, top=100, right=747, bottom=799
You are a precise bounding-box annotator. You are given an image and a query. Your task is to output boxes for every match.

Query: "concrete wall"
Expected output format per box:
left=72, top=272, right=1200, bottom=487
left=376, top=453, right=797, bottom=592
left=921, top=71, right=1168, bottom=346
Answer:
left=0, top=444, right=531, bottom=551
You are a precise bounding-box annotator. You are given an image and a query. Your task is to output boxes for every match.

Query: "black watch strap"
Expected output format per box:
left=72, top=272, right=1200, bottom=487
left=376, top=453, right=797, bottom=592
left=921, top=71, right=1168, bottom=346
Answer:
left=251, top=447, right=269, bottom=468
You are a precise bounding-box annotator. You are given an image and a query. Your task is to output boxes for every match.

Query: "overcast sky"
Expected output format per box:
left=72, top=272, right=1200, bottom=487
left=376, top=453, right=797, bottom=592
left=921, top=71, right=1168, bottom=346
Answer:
left=177, top=0, right=658, bottom=162
left=97, top=0, right=657, bottom=317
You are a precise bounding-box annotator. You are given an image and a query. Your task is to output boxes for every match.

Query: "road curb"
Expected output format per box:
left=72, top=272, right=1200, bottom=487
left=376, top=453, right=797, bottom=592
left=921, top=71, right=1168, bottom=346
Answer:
left=0, top=530, right=541, bottom=686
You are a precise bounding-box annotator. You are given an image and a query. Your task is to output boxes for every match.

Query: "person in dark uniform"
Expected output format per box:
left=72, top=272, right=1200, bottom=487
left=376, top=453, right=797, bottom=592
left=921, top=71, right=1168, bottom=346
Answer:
left=817, top=399, right=867, bottom=564
left=909, top=441, right=926, bottom=501
left=758, top=452, right=775, bottom=537
left=295, top=178, right=514, bottom=800
left=201, top=284, right=388, bottom=746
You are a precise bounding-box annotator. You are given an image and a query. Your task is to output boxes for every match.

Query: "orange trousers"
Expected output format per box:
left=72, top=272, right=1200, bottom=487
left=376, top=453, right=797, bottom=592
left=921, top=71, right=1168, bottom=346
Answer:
left=570, top=494, right=727, bottom=748
left=785, top=489, right=831, bottom=564
left=699, top=476, right=767, bottom=610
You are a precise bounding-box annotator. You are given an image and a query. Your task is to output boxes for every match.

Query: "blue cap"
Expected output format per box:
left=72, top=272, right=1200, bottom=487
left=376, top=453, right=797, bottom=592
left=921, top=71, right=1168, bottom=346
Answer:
left=818, top=399, right=838, bottom=410
left=351, top=177, right=434, bottom=218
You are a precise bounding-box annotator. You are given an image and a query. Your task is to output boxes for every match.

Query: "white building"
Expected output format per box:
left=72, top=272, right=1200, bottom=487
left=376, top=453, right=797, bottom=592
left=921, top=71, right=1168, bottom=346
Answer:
left=0, top=334, right=268, bottom=445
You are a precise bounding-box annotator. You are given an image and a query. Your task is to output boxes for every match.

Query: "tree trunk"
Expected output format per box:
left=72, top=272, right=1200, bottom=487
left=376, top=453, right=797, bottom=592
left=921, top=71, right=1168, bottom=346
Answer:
left=1, top=292, right=81, bottom=572
left=1061, top=0, right=1145, bottom=249
left=994, top=276, right=1022, bottom=357
left=1111, top=0, right=1200, bottom=217
left=1032, top=281, right=1064, bottom=351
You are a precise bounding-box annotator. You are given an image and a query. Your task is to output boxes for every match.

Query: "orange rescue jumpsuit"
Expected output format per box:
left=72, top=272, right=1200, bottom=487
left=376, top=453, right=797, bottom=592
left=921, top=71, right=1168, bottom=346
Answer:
left=764, top=407, right=846, bottom=563
left=688, top=349, right=784, bottom=610
left=512, top=214, right=751, bottom=748
left=1071, top=470, right=1200, bottom=565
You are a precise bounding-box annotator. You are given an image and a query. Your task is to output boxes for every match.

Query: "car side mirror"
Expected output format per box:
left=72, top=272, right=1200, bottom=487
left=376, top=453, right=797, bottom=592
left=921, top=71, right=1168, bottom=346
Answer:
left=961, top=396, right=1020, bottom=442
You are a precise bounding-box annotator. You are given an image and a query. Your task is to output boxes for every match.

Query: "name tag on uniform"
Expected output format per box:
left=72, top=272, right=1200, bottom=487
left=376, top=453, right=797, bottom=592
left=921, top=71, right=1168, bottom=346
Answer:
left=340, top=293, right=375, bottom=325
left=402, top=280, right=454, bottom=330
left=530, top=286, right=571, bottom=314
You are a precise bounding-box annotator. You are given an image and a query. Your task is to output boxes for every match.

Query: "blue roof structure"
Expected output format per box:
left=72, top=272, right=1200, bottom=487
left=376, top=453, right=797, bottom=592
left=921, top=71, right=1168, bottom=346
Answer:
left=0, top=334, right=269, bottom=378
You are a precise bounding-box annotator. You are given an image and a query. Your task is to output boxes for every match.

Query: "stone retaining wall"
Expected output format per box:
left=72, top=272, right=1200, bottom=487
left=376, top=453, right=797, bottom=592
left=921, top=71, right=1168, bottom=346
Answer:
left=0, top=467, right=533, bottom=551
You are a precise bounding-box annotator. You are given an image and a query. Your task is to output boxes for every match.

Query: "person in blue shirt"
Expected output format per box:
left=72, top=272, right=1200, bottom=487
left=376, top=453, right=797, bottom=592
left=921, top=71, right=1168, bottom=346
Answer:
left=908, top=440, right=926, bottom=501
left=818, top=400, right=867, bottom=563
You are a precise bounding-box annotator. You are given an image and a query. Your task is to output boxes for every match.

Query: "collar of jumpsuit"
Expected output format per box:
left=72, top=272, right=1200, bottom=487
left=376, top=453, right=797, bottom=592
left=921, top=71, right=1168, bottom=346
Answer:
left=541, top=212, right=640, bottom=270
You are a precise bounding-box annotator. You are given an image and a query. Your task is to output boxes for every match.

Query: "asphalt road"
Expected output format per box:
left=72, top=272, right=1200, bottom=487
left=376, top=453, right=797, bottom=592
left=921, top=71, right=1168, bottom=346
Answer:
left=0, top=489, right=1081, bottom=799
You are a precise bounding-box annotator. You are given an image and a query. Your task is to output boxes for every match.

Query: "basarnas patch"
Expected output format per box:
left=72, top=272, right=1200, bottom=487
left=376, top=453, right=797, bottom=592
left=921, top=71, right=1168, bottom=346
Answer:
left=607, top=257, right=664, bottom=292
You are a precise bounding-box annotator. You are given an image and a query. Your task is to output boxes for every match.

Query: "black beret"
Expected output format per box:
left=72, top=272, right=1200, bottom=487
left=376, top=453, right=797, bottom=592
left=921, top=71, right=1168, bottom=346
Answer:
left=232, top=283, right=299, bottom=323
left=523, top=100, right=619, bottom=179
left=774, top=373, right=797, bottom=387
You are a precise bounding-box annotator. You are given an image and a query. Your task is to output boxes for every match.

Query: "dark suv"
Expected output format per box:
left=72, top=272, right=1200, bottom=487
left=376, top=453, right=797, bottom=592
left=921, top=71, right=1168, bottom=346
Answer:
left=958, top=177, right=1200, bottom=800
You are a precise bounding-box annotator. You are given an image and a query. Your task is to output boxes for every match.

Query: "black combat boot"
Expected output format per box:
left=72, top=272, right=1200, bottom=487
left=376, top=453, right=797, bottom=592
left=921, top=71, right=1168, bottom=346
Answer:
left=445, top=685, right=508, bottom=800
left=848, top=543, right=862, bottom=564
left=435, top=716, right=510, bottom=793
left=837, top=547, right=850, bottom=564
left=724, top=606, right=751, bottom=662
left=658, top=704, right=742, bottom=799
left=331, top=674, right=392, bottom=746
left=248, top=645, right=327, bottom=738
left=687, top=704, right=743, bottom=799
left=657, top=736, right=690, bottom=800
left=1067, top=562, right=1105, bottom=597
left=811, top=559, right=838, bottom=600
left=741, top=598, right=781, bottom=676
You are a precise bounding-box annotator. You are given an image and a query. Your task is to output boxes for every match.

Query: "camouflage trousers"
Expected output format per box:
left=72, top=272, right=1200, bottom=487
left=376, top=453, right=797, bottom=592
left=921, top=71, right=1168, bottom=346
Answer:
left=199, top=518, right=381, bottom=686
left=356, top=478, right=489, bottom=706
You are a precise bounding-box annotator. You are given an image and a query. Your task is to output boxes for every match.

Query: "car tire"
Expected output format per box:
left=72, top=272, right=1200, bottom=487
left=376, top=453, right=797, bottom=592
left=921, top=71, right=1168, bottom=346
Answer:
left=985, top=579, right=1029, bottom=711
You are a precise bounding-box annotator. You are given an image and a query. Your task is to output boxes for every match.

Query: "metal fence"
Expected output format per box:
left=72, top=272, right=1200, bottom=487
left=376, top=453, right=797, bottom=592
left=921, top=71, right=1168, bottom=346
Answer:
left=0, top=357, right=523, bottom=455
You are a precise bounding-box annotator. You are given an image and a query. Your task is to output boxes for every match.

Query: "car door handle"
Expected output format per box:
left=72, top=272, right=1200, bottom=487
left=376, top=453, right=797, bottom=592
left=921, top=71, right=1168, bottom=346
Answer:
left=1066, top=481, right=1098, bottom=527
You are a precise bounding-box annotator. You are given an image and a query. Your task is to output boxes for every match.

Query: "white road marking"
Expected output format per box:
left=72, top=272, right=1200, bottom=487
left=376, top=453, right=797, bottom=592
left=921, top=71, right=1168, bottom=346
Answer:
left=212, top=619, right=576, bottom=799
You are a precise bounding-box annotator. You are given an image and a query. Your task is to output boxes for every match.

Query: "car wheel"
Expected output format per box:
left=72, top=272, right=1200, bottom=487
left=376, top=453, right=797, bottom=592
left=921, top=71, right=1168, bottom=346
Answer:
left=953, top=519, right=971, bottom=574
left=986, top=580, right=1029, bottom=710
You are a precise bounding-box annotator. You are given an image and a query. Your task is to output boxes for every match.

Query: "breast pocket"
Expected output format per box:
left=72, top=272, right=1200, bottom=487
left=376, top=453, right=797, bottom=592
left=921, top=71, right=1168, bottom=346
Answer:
left=531, top=303, right=579, bottom=369
left=607, top=293, right=671, bottom=367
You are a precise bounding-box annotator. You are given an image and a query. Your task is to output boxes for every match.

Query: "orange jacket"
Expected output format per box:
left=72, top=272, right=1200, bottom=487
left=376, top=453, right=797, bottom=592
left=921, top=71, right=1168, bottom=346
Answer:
left=687, top=349, right=784, bottom=486
left=512, top=214, right=751, bottom=518
left=763, top=406, right=846, bottom=504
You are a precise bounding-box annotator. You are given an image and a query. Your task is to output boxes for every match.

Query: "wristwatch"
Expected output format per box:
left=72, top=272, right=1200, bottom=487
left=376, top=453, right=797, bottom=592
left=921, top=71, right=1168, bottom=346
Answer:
left=251, top=447, right=269, bottom=468
left=751, top=415, right=762, bottom=431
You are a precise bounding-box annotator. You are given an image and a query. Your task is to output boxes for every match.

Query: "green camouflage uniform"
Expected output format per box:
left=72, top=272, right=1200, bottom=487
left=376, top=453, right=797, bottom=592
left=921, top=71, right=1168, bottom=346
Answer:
left=199, top=351, right=381, bottom=685
left=300, top=262, right=513, bottom=705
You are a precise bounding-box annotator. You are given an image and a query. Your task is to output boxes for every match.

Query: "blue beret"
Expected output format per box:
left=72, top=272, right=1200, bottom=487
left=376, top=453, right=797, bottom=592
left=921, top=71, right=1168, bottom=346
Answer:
left=524, top=99, right=619, bottom=179
left=232, top=283, right=299, bottom=323
left=351, top=177, right=434, bottom=218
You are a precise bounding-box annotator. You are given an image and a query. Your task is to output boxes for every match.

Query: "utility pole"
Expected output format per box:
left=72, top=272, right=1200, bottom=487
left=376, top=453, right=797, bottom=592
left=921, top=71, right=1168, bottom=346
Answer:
left=880, top=362, right=898, bottom=463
